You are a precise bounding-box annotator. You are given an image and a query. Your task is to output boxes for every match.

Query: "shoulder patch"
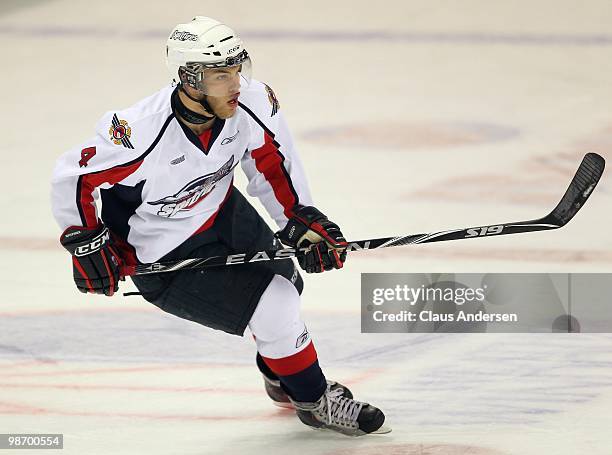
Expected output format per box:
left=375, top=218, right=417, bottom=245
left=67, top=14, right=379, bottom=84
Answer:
left=108, top=113, right=134, bottom=149
left=264, top=84, right=280, bottom=117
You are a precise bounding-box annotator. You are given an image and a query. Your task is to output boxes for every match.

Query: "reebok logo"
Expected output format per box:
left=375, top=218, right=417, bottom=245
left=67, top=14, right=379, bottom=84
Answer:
left=170, top=155, right=185, bottom=165
left=295, top=325, right=309, bottom=348
left=221, top=130, right=239, bottom=145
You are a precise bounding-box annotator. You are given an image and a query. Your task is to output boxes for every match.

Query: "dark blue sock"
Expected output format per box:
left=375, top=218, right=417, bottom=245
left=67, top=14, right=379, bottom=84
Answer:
left=277, top=360, right=326, bottom=403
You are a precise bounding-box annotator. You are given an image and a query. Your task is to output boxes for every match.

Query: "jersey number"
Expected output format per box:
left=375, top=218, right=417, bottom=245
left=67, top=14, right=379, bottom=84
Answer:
left=79, top=147, right=96, bottom=168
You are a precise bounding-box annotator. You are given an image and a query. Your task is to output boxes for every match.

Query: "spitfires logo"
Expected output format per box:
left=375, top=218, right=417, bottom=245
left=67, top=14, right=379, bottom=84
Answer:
left=170, top=30, right=199, bottom=41
left=148, top=156, right=237, bottom=217
left=264, top=84, right=280, bottom=117
left=109, top=114, right=134, bottom=149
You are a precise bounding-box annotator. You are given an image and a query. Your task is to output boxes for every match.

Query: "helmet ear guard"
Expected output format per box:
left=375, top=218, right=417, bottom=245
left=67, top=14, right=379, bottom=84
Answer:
left=172, top=67, right=215, bottom=124
left=177, top=55, right=251, bottom=96
left=178, top=65, right=202, bottom=91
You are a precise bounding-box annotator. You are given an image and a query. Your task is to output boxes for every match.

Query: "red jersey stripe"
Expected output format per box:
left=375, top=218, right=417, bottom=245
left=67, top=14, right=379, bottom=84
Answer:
left=251, top=132, right=298, bottom=219
left=78, top=161, right=144, bottom=227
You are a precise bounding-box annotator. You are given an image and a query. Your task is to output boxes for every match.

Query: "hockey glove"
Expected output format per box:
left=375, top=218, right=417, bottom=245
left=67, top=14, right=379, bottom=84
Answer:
left=60, top=224, right=123, bottom=296
left=276, top=205, right=348, bottom=274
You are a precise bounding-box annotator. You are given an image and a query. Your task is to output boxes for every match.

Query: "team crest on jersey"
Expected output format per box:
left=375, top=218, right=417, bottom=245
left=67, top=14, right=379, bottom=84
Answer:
left=148, top=156, right=237, bottom=218
left=264, top=84, right=280, bottom=117
left=108, top=114, right=134, bottom=149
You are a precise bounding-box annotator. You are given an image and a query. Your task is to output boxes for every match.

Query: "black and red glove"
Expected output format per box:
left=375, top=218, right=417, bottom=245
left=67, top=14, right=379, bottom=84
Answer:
left=60, top=224, right=123, bottom=296
left=276, top=205, right=348, bottom=274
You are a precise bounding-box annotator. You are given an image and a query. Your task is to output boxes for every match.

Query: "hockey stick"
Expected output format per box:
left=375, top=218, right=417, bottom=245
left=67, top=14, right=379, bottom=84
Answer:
left=123, top=153, right=605, bottom=276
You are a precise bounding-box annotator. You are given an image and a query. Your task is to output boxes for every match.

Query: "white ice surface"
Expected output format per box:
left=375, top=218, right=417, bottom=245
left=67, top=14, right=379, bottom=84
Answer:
left=1, top=1, right=612, bottom=454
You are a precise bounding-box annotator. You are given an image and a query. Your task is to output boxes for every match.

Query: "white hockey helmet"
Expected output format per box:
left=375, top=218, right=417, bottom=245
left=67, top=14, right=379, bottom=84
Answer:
left=166, top=16, right=251, bottom=96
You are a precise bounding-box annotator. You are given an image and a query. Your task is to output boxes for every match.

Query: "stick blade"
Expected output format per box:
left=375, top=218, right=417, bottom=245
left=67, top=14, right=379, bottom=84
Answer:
left=548, top=152, right=605, bottom=225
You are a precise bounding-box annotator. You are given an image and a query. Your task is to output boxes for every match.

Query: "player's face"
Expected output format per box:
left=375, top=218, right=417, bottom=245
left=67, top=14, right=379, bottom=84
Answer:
left=202, top=67, right=241, bottom=119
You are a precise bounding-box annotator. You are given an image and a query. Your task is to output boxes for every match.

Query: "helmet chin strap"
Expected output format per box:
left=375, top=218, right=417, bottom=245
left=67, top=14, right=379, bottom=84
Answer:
left=173, top=83, right=216, bottom=125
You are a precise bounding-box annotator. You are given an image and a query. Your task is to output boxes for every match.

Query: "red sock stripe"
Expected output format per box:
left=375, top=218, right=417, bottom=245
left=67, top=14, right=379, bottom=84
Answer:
left=261, top=341, right=318, bottom=376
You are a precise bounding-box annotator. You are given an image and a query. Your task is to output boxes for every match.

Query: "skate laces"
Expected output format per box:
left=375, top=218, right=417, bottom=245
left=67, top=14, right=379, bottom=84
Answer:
left=319, top=386, right=363, bottom=429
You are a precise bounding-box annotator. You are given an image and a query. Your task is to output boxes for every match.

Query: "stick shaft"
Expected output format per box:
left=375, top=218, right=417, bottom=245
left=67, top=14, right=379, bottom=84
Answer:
left=123, top=153, right=604, bottom=276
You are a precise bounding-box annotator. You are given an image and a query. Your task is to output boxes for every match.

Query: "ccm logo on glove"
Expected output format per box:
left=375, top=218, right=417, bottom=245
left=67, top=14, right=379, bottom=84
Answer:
left=73, top=229, right=111, bottom=256
left=60, top=224, right=123, bottom=296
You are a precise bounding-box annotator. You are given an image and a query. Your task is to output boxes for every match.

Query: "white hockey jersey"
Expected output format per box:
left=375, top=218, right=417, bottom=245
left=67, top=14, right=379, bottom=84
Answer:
left=51, top=80, right=313, bottom=263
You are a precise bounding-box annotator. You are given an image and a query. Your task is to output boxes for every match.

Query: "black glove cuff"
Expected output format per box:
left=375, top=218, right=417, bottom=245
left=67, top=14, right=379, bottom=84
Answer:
left=275, top=218, right=309, bottom=247
left=292, top=205, right=326, bottom=224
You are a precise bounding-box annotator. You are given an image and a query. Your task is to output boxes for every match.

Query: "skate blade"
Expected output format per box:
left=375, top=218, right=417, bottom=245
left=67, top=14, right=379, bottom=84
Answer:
left=370, top=424, right=392, bottom=434
left=272, top=401, right=294, bottom=409
left=308, top=424, right=392, bottom=437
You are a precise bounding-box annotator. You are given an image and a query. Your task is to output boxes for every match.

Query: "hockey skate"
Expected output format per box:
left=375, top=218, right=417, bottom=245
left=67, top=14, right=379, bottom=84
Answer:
left=291, top=383, right=390, bottom=436
left=263, top=375, right=353, bottom=410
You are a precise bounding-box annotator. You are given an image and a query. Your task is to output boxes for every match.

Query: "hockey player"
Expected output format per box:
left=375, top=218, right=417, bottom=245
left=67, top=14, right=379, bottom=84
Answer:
left=51, top=16, right=389, bottom=436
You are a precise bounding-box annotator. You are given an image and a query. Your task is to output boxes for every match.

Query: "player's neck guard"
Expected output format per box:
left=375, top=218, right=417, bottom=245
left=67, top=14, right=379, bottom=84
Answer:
left=172, top=85, right=216, bottom=124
